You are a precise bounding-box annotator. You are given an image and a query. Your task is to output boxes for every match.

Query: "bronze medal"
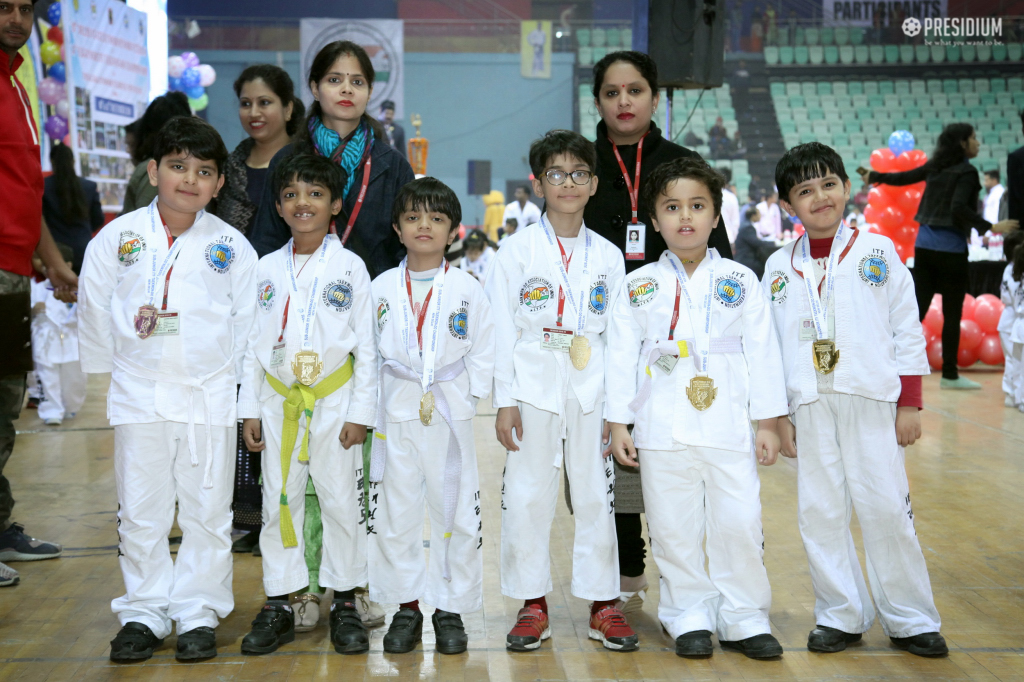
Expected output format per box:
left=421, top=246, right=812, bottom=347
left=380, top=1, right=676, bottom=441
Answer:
left=134, top=304, right=158, bottom=339
left=812, top=339, right=839, bottom=375
left=291, top=350, right=323, bottom=386
left=569, top=335, right=591, bottom=370
left=686, top=375, right=718, bottom=411
left=419, top=390, right=435, bottom=426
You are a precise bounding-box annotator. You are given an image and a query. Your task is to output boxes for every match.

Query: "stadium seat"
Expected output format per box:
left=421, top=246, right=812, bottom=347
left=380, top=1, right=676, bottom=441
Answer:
left=885, top=45, right=900, bottom=63
left=832, top=133, right=850, bottom=147
left=820, top=95, right=837, bottom=108
left=975, top=78, right=990, bottom=93
left=969, top=106, right=986, bottom=119
left=1008, top=77, right=1022, bottom=91
left=779, top=120, right=797, bottom=134
left=910, top=80, right=926, bottom=95
left=870, top=45, right=885, bottom=63
left=593, top=47, right=608, bottom=62
left=806, top=28, right=819, bottom=45
left=824, top=44, right=839, bottom=64
left=862, top=121, right=880, bottom=135
left=1009, top=43, right=1023, bottom=61
left=850, top=132, right=867, bottom=147
left=850, top=27, right=864, bottom=45
left=905, top=107, right=921, bottom=120
left=770, top=82, right=785, bottom=96
left=953, top=107, right=970, bottom=119
left=838, top=45, right=854, bottom=64
left=977, top=121, right=994, bottom=134
left=863, top=81, right=879, bottom=95
left=809, top=109, right=825, bottom=121
left=809, top=45, right=824, bottom=64
left=835, top=27, right=849, bottom=45
left=812, top=121, right=829, bottom=135
left=794, top=27, right=805, bottom=45
left=948, top=93, right=964, bottom=108
left=854, top=45, right=869, bottom=63
left=733, top=160, right=749, bottom=175
left=779, top=46, right=794, bottom=64
left=576, top=28, right=591, bottom=46
left=962, top=44, right=976, bottom=62
left=927, top=120, right=943, bottom=133
left=802, top=82, right=817, bottom=96
left=931, top=45, right=946, bottom=62
left=789, top=95, right=805, bottom=108
left=926, top=79, right=942, bottom=94
left=964, top=93, right=980, bottom=107
left=592, top=27, right=606, bottom=46
left=792, top=108, right=809, bottom=121
left=783, top=132, right=800, bottom=148
left=977, top=44, right=992, bottom=61
left=817, top=81, right=832, bottom=95
left=880, top=81, right=895, bottom=95
left=915, top=45, right=930, bottom=63
left=606, top=28, right=621, bottom=47
left=833, top=82, right=848, bottom=96
left=765, top=46, right=779, bottom=65
left=578, top=47, right=593, bottom=66
left=994, top=119, right=1010, bottom=131
left=845, top=120, right=862, bottom=133
left=828, top=120, right=845, bottom=133
left=778, top=26, right=790, bottom=45
left=943, top=79, right=958, bottom=93
left=786, top=82, right=801, bottom=96
left=993, top=43, right=1007, bottom=61
left=947, top=45, right=960, bottom=62
left=868, top=95, right=885, bottom=108
left=1005, top=130, right=1022, bottom=144
left=900, top=45, right=914, bottom=63
left=933, top=93, right=949, bottom=107
left=959, top=78, right=974, bottom=93
left=894, top=81, right=910, bottom=96
left=821, top=27, right=834, bottom=45
left=800, top=131, right=818, bottom=144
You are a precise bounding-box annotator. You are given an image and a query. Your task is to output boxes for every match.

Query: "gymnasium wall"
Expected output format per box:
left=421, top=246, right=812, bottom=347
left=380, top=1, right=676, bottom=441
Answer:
left=195, top=50, right=575, bottom=224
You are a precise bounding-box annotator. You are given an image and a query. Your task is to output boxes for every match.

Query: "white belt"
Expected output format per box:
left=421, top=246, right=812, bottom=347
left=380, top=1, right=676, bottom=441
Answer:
left=370, top=357, right=467, bottom=581
left=113, top=352, right=234, bottom=489
left=627, top=337, right=743, bottom=414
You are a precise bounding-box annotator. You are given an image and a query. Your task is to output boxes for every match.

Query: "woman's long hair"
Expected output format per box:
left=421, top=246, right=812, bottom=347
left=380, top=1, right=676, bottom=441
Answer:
left=930, top=123, right=974, bottom=171
left=233, top=64, right=306, bottom=138
left=49, top=143, right=87, bottom=223
left=298, top=40, right=384, bottom=150
left=133, top=91, right=192, bottom=164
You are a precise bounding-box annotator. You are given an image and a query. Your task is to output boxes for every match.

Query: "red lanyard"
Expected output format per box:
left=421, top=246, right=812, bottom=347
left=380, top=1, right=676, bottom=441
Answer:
left=555, top=238, right=574, bottom=327
left=405, top=261, right=449, bottom=348
left=336, top=154, right=372, bottom=246
left=159, top=218, right=175, bottom=311
left=668, top=279, right=681, bottom=340
left=277, top=253, right=314, bottom=343
left=609, top=131, right=648, bottom=224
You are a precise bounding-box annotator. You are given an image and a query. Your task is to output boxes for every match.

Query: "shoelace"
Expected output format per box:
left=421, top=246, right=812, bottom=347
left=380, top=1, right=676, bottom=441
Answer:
left=514, top=610, right=544, bottom=630
left=594, top=607, right=628, bottom=627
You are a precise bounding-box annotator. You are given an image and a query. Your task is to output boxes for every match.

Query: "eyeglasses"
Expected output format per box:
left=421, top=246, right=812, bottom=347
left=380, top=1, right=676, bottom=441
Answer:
left=544, top=169, right=593, bottom=186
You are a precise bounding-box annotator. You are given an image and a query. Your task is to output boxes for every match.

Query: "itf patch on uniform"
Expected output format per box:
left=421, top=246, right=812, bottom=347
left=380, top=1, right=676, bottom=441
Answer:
left=859, top=254, right=890, bottom=287
left=257, top=279, right=276, bottom=312
left=768, top=270, right=789, bottom=305
left=322, top=280, right=354, bottom=312
left=627, top=277, right=659, bottom=307
left=589, top=282, right=607, bottom=314
left=714, top=274, right=745, bottom=308
left=376, top=297, right=390, bottom=332
left=117, top=231, right=146, bottom=266
left=448, top=307, right=469, bottom=339
left=205, top=240, right=235, bottom=274
left=519, top=277, right=553, bottom=312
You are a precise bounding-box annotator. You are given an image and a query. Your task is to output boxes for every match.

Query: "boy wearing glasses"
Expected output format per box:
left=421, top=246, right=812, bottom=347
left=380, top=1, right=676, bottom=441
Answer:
left=484, top=131, right=633, bottom=652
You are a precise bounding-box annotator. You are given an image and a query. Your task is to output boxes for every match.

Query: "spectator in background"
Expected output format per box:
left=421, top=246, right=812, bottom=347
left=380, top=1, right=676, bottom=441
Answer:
left=460, top=230, right=494, bottom=285
left=120, top=92, right=192, bottom=215
left=718, top=167, right=741, bottom=244
left=984, top=169, right=1005, bottom=225
left=853, top=183, right=870, bottom=212
left=731, top=130, right=747, bottom=158
left=502, top=185, right=541, bottom=232
left=755, top=190, right=782, bottom=240
left=379, top=99, right=406, bottom=159
left=683, top=129, right=704, bottom=147
left=499, top=217, right=517, bottom=244
left=750, top=9, right=763, bottom=52
left=734, top=206, right=779, bottom=278
left=708, top=117, right=728, bottom=159
left=1009, top=110, right=1024, bottom=222
left=43, top=144, right=104, bottom=274
left=764, top=5, right=777, bottom=45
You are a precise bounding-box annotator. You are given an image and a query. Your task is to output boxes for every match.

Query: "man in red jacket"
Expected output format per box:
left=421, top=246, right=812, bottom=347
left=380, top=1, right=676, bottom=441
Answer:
left=0, top=0, right=79, bottom=588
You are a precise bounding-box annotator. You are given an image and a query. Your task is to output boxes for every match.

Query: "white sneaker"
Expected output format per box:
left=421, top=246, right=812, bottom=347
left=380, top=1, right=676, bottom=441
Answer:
left=0, top=561, right=19, bottom=587
left=43, top=418, right=62, bottom=426
left=292, top=592, right=321, bottom=632
left=354, top=586, right=385, bottom=628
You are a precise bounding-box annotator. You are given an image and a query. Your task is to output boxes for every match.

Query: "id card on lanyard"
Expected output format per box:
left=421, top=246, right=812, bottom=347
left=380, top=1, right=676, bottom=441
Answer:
left=610, top=132, right=648, bottom=261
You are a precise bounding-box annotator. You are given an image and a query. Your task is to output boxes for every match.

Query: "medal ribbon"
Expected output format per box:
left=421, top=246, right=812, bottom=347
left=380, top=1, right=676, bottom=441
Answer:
left=668, top=279, right=681, bottom=340
left=338, top=153, right=371, bottom=246
left=665, top=250, right=716, bottom=375
left=145, top=202, right=192, bottom=308
left=284, top=235, right=333, bottom=352
left=798, top=221, right=848, bottom=341
left=555, top=238, right=574, bottom=327
left=277, top=252, right=315, bottom=343
left=540, top=215, right=591, bottom=335
left=396, top=257, right=449, bottom=392
left=404, top=260, right=450, bottom=348
left=609, top=131, right=648, bottom=223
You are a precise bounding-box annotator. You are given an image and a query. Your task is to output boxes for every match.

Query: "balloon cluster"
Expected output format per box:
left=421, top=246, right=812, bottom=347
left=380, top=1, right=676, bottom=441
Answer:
left=923, top=294, right=1005, bottom=369
left=167, top=52, right=215, bottom=111
left=39, top=2, right=70, bottom=144
left=862, top=130, right=928, bottom=264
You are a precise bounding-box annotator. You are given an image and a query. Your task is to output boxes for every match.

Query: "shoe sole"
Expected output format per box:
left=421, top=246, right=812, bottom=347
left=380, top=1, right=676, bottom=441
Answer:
left=241, top=630, right=294, bottom=655
left=383, top=640, right=421, bottom=654
left=676, top=641, right=714, bottom=658
left=808, top=633, right=861, bottom=653
left=0, top=550, right=62, bottom=562
left=361, top=615, right=386, bottom=629
left=333, top=641, right=370, bottom=654
left=175, top=648, right=217, bottom=662
left=506, top=627, right=551, bottom=651
left=589, top=628, right=639, bottom=652
left=891, top=641, right=948, bottom=657
left=294, top=622, right=319, bottom=633
left=720, top=641, right=783, bottom=659
left=110, top=651, right=154, bottom=663
left=436, top=642, right=468, bottom=655
left=0, top=577, right=19, bottom=587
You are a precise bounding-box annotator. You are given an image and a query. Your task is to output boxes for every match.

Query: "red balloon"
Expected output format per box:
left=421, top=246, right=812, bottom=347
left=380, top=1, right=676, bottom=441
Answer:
left=973, top=298, right=1002, bottom=333
left=923, top=306, right=944, bottom=334
left=903, top=243, right=915, bottom=260
left=959, top=319, right=983, bottom=351
left=870, top=148, right=898, bottom=173
left=46, top=26, right=63, bottom=44
left=893, top=223, right=919, bottom=245
left=911, top=181, right=926, bottom=193
left=977, top=333, right=1004, bottom=365
left=868, top=187, right=891, bottom=207
left=930, top=293, right=942, bottom=310
left=926, top=338, right=943, bottom=370
left=957, top=345, right=978, bottom=368
left=897, top=188, right=923, bottom=214
left=962, top=293, right=977, bottom=320
left=864, top=204, right=883, bottom=225
left=894, top=152, right=916, bottom=171
left=922, top=322, right=936, bottom=344
left=879, top=205, right=905, bottom=230
left=907, top=149, right=928, bottom=167
left=867, top=224, right=884, bottom=234
left=976, top=293, right=1002, bottom=310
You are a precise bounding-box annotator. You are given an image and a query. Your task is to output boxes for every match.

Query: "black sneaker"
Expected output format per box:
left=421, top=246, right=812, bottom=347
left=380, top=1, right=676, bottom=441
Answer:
left=330, top=600, right=369, bottom=654
left=231, top=529, right=261, bottom=553
left=890, top=632, right=948, bottom=657
left=382, top=606, right=422, bottom=653
left=110, top=622, right=164, bottom=662
left=808, top=625, right=862, bottom=653
left=176, top=626, right=217, bottom=661
left=241, top=602, right=294, bottom=655
left=720, top=633, right=783, bottom=659
left=0, top=523, right=62, bottom=561
left=675, top=630, right=714, bottom=658
left=432, top=610, right=468, bottom=655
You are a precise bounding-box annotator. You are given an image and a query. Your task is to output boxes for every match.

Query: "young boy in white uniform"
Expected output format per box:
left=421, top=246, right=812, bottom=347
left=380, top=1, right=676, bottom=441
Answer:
left=78, top=117, right=258, bottom=662
left=369, top=178, right=495, bottom=655
left=237, top=154, right=377, bottom=656
left=31, top=245, right=86, bottom=426
left=763, top=143, right=946, bottom=657
left=607, top=158, right=788, bottom=659
left=485, top=130, right=636, bottom=652
left=999, top=230, right=1024, bottom=409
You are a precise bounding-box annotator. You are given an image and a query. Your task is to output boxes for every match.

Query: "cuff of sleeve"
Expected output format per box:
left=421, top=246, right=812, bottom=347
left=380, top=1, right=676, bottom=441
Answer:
left=236, top=400, right=261, bottom=420
left=605, top=410, right=635, bottom=426
left=345, top=408, right=377, bottom=428
left=897, top=374, right=923, bottom=410
left=470, top=380, right=492, bottom=401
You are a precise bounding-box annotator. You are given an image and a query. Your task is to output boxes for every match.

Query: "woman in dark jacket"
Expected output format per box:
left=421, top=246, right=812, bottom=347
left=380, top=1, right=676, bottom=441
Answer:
left=42, top=144, right=104, bottom=273
left=247, top=41, right=414, bottom=278
left=862, top=124, right=1018, bottom=387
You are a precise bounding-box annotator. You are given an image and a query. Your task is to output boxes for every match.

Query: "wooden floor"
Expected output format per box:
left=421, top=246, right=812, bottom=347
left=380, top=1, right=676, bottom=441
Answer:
left=2, top=369, right=1023, bottom=681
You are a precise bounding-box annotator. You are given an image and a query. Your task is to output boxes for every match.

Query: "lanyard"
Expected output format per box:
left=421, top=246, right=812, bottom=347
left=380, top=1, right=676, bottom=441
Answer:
left=405, top=260, right=450, bottom=348
left=665, top=250, right=715, bottom=374
left=284, top=235, right=332, bottom=351
left=609, top=131, right=648, bottom=223
left=540, top=215, right=591, bottom=335
left=145, top=202, right=190, bottom=309
left=396, top=257, right=449, bottom=392
left=277, top=253, right=315, bottom=343
left=798, top=222, right=847, bottom=341
left=338, top=153, right=372, bottom=246
left=555, top=238, right=574, bottom=327
left=668, top=279, right=681, bottom=340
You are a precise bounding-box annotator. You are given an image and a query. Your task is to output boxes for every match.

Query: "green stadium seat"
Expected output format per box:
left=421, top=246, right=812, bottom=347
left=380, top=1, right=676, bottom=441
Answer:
left=993, top=43, right=1007, bottom=61
left=838, top=45, right=854, bottom=64
left=840, top=109, right=858, bottom=121
left=805, top=27, right=819, bottom=45
left=911, top=80, right=926, bottom=95
left=800, top=131, right=818, bottom=144
left=848, top=81, right=864, bottom=96
left=812, top=121, right=829, bottom=134
left=822, top=27, right=834, bottom=45
left=817, top=81, right=832, bottom=95
left=834, top=95, right=851, bottom=109
left=1009, top=43, right=1023, bottom=61
left=994, top=119, right=1010, bottom=131
left=953, top=106, right=970, bottom=119
left=828, top=120, right=845, bottom=133
left=832, top=82, right=848, bottom=96
left=792, top=108, right=808, bottom=121
left=927, top=120, right=943, bottom=132
left=1001, top=130, right=1019, bottom=144
left=576, top=28, right=591, bottom=46
left=856, top=107, right=873, bottom=119
left=962, top=44, right=976, bottom=62
left=824, top=46, right=839, bottom=64
left=975, top=78, right=990, bottom=93
left=947, top=45, right=960, bottom=62
left=809, top=46, right=824, bottom=64
left=832, top=133, right=850, bottom=147
left=778, top=26, right=790, bottom=46
left=977, top=121, right=994, bottom=134
left=926, top=79, right=942, bottom=94
left=868, top=95, right=884, bottom=108
left=863, top=81, right=879, bottom=95
left=1008, top=77, right=1022, bottom=91
left=899, top=45, right=914, bottom=63
left=779, top=120, right=797, bottom=133
left=835, top=27, right=849, bottom=45
left=905, top=108, right=921, bottom=120
left=785, top=82, right=801, bottom=96
left=809, top=109, right=825, bottom=121
left=783, top=133, right=800, bottom=148
left=861, top=121, right=880, bottom=135
left=765, top=46, right=779, bottom=65
left=885, top=45, right=900, bottom=63
left=845, top=120, right=862, bottom=133
left=880, top=81, right=895, bottom=95
left=733, top=160, right=749, bottom=174
left=606, top=28, right=621, bottom=47
left=959, top=78, right=974, bottom=93
left=894, top=81, right=910, bottom=96
left=867, top=45, right=882, bottom=63
left=578, top=47, right=593, bottom=66
left=850, top=27, right=864, bottom=45
left=779, top=46, right=794, bottom=64
left=948, top=93, right=964, bottom=108
left=794, top=27, right=805, bottom=45
left=592, top=27, right=606, bottom=46
left=970, top=107, right=987, bottom=119
left=943, top=79, right=958, bottom=93
left=821, top=95, right=837, bottom=109
left=623, top=28, right=632, bottom=47
left=964, top=93, right=980, bottom=107
left=883, top=94, right=900, bottom=108
left=802, top=82, right=817, bottom=96
left=936, top=107, right=953, bottom=120
left=977, top=44, right=992, bottom=61
left=915, top=45, right=930, bottom=63
left=770, top=82, right=785, bottom=96
left=853, top=45, right=868, bottom=63
left=931, top=45, right=946, bottom=63
left=849, top=133, right=867, bottom=147
left=933, top=93, right=949, bottom=107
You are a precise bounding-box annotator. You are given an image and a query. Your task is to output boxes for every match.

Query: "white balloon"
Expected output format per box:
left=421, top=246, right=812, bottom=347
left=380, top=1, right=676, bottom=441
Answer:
left=198, top=64, right=216, bottom=87
left=55, top=99, right=70, bottom=119
left=168, top=55, right=185, bottom=78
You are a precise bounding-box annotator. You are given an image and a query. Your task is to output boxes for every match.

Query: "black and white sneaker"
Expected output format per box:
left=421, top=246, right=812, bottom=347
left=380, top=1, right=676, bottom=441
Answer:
left=0, top=561, right=19, bottom=587
left=0, top=523, right=62, bottom=562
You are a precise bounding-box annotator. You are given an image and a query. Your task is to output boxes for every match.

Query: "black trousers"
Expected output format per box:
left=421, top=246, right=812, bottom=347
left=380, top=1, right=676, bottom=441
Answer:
left=913, top=247, right=968, bottom=380
left=615, top=513, right=647, bottom=577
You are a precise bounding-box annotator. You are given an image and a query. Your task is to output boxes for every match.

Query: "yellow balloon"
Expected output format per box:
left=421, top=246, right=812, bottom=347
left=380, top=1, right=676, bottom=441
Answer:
left=41, top=41, right=61, bottom=66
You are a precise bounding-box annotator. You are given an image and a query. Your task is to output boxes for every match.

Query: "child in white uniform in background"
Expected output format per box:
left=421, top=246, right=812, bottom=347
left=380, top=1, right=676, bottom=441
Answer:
left=764, top=143, right=946, bottom=657
left=485, top=130, right=636, bottom=652
left=79, top=117, right=258, bottom=663
left=30, top=245, right=86, bottom=426
left=999, top=230, right=1024, bottom=410
left=459, top=230, right=494, bottom=285
left=237, top=154, right=377, bottom=656
left=607, top=158, right=788, bottom=660
left=369, top=178, right=495, bottom=655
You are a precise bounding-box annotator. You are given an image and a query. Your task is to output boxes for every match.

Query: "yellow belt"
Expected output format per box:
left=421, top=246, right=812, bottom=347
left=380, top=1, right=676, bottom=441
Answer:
left=265, top=354, right=354, bottom=548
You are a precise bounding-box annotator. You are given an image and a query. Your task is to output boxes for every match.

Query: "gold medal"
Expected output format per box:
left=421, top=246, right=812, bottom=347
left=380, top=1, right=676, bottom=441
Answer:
left=291, top=350, right=323, bottom=386
left=419, top=390, right=435, bottom=426
left=812, top=339, right=839, bottom=375
left=686, top=375, right=717, bottom=411
left=134, top=304, right=158, bottom=339
left=569, top=335, right=591, bottom=370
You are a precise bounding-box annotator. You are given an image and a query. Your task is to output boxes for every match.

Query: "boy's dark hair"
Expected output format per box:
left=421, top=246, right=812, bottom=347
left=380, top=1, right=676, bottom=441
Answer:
left=984, top=169, right=1000, bottom=182
left=528, top=130, right=597, bottom=178
left=774, top=142, right=849, bottom=203
left=1004, top=228, right=1024, bottom=282
left=641, top=156, right=724, bottom=218
left=464, top=231, right=486, bottom=251
left=745, top=206, right=760, bottom=221
left=152, top=116, right=229, bottom=175
left=273, top=153, right=349, bottom=216
left=505, top=217, right=518, bottom=227
left=133, top=92, right=191, bottom=164
left=391, top=177, right=462, bottom=230
left=591, top=51, right=658, bottom=100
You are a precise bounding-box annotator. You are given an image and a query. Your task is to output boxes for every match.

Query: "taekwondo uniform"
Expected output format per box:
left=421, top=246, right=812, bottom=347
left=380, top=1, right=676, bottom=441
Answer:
left=999, top=264, right=1023, bottom=407
left=30, top=278, right=86, bottom=422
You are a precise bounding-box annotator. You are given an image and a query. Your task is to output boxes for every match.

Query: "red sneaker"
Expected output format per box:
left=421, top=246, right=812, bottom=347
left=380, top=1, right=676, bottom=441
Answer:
left=589, top=605, right=638, bottom=651
left=506, top=605, right=550, bottom=651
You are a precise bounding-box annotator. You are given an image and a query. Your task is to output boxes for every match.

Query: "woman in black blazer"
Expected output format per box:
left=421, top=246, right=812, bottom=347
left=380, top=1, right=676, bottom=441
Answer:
left=42, top=144, right=104, bottom=273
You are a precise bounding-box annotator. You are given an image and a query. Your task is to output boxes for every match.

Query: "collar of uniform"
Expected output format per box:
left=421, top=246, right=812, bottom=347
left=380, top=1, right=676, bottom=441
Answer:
left=790, top=228, right=860, bottom=281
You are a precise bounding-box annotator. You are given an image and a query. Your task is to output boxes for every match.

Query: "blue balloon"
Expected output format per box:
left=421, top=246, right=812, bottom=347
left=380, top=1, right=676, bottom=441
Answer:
left=180, top=67, right=201, bottom=89
left=48, top=61, right=65, bottom=83
left=184, top=84, right=205, bottom=99
left=888, top=129, right=915, bottom=156
left=168, top=76, right=183, bottom=91
left=47, top=2, right=61, bottom=25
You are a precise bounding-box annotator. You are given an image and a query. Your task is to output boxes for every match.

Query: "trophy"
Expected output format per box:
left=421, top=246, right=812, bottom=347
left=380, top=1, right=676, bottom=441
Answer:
left=408, top=114, right=429, bottom=176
